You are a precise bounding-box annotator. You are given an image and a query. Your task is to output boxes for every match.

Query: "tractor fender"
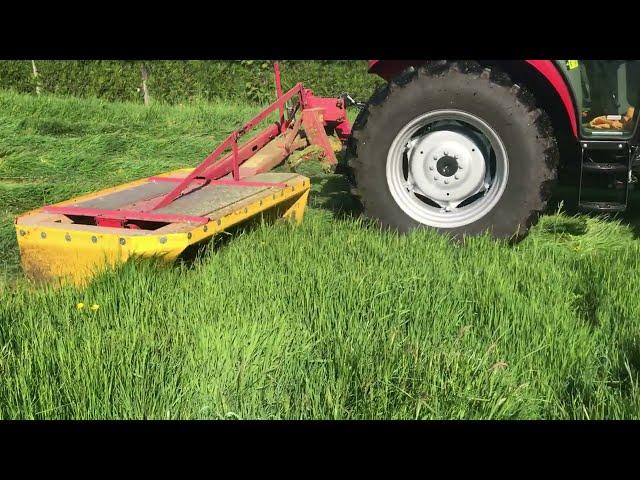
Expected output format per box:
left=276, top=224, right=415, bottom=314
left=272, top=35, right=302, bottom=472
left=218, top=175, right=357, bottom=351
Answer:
left=367, top=60, right=578, bottom=138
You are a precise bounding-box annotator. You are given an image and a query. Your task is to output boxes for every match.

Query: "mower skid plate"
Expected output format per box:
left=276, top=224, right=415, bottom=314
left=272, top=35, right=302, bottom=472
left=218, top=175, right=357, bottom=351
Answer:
left=15, top=170, right=310, bottom=285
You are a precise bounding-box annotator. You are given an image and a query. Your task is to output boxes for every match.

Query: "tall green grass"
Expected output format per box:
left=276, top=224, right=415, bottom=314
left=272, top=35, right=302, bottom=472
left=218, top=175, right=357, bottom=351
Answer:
left=1, top=90, right=640, bottom=419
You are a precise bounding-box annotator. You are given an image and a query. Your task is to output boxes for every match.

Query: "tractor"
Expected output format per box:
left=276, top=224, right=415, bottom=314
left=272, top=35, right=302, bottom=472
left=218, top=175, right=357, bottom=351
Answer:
left=14, top=60, right=640, bottom=284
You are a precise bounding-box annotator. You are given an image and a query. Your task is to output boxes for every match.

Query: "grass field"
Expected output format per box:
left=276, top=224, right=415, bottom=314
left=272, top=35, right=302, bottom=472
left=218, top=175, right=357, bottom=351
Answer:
left=2, top=90, right=640, bottom=419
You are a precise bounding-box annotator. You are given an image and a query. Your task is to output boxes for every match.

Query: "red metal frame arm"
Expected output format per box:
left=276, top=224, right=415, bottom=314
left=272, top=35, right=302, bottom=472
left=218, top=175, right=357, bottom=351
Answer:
left=148, top=83, right=305, bottom=211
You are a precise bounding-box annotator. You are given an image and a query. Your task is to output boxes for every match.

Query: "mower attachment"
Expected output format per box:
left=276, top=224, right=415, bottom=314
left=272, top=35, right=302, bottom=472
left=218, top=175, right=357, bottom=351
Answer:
left=15, top=64, right=350, bottom=285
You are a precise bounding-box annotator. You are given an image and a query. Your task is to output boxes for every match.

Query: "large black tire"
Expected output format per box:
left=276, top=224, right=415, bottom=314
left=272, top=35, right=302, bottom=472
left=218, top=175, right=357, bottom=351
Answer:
left=346, top=60, right=559, bottom=240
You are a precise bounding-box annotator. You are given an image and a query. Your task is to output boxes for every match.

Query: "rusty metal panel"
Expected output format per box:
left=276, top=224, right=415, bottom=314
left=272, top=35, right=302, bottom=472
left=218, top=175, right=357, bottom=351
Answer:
left=156, top=184, right=267, bottom=216
left=155, top=172, right=299, bottom=217
left=72, top=181, right=175, bottom=210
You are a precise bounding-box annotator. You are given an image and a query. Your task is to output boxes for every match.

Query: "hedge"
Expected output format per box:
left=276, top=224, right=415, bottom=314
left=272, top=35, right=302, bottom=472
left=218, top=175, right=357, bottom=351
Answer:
left=0, top=60, right=382, bottom=105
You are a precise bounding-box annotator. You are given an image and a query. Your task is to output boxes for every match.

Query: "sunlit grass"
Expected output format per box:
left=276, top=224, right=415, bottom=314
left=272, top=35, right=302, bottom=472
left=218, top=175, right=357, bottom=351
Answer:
left=1, top=90, right=640, bottom=419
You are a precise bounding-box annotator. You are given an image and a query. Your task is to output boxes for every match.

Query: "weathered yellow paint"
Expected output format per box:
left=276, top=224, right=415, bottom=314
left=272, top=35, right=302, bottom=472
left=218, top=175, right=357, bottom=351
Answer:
left=282, top=188, right=310, bottom=224
left=15, top=174, right=311, bottom=286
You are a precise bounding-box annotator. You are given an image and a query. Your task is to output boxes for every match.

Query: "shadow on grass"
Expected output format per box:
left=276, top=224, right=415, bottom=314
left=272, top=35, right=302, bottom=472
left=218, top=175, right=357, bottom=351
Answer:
left=612, top=338, right=640, bottom=396
left=551, top=174, right=640, bottom=239
left=176, top=216, right=264, bottom=267
left=308, top=172, right=362, bottom=219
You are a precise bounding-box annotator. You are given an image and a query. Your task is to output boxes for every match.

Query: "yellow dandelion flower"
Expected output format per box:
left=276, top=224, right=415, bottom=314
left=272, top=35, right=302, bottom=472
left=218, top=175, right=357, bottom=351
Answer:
left=76, top=303, right=85, bottom=311
left=90, top=304, right=100, bottom=312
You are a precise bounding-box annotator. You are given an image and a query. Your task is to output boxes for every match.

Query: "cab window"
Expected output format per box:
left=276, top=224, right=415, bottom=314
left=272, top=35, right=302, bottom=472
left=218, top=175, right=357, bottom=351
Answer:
left=557, top=60, right=640, bottom=139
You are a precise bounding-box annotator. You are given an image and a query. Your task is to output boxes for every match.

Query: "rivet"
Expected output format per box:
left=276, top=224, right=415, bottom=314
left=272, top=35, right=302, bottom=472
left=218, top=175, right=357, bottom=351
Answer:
left=203, top=225, right=208, bottom=232
left=291, top=186, right=295, bottom=192
left=272, top=194, right=276, bottom=200
left=187, top=232, right=192, bottom=240
left=434, top=176, right=439, bottom=181
left=119, top=238, right=126, bottom=246
left=40, top=232, right=47, bottom=239
left=444, top=180, right=449, bottom=185
left=428, top=166, right=434, bottom=171
left=65, top=233, right=71, bottom=242
left=91, top=236, right=97, bottom=243
left=159, top=237, right=167, bottom=244
left=260, top=200, right=263, bottom=206
left=455, top=175, right=459, bottom=180
left=19, top=230, right=25, bottom=236
left=217, top=219, right=222, bottom=226
left=244, top=207, right=248, bottom=214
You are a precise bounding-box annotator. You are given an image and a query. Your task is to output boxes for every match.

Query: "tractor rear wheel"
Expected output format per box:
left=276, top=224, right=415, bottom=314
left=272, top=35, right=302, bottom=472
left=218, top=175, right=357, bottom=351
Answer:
left=347, top=61, right=559, bottom=240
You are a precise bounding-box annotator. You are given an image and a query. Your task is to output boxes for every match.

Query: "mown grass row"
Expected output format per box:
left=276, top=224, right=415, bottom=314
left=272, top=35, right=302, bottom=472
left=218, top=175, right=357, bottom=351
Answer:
left=1, top=90, right=640, bottom=419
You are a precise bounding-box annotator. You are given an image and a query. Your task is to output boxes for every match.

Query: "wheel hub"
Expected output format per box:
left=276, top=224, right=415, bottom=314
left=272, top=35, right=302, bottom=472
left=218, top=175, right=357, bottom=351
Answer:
left=436, top=155, right=459, bottom=177
left=408, top=130, right=486, bottom=204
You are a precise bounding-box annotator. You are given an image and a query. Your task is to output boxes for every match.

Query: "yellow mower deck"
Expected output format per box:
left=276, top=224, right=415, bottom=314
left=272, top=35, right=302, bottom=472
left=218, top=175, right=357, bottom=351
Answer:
left=15, top=169, right=310, bottom=285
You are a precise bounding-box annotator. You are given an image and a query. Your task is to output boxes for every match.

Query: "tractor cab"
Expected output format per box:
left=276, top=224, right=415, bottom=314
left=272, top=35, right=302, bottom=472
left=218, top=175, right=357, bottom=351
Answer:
left=558, top=60, right=640, bottom=139
left=557, top=60, right=640, bottom=213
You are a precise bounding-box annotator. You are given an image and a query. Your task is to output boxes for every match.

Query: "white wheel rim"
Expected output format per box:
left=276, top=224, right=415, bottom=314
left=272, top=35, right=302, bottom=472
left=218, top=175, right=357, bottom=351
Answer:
left=386, top=109, right=509, bottom=229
